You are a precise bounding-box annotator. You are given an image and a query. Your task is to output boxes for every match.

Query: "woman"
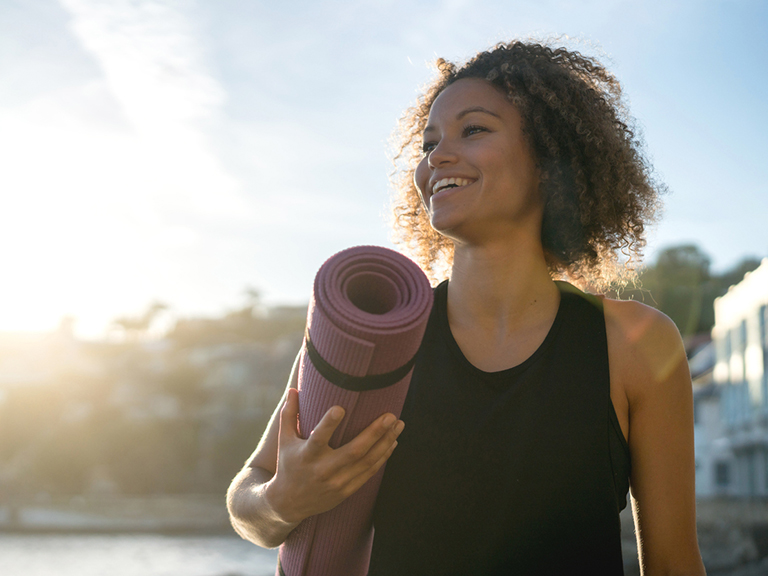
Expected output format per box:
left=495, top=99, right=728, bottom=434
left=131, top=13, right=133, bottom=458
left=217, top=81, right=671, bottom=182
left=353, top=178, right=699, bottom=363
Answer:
left=228, top=41, right=706, bottom=575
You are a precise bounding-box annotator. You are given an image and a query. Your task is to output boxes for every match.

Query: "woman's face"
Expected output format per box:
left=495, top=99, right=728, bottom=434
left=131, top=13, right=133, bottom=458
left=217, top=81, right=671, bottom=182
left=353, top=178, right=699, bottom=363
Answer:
left=414, top=78, right=542, bottom=244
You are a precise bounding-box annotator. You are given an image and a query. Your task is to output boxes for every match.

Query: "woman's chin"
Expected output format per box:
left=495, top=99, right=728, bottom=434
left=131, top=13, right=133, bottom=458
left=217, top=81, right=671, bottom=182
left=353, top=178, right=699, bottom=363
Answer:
left=428, top=212, right=461, bottom=237
left=429, top=215, right=477, bottom=245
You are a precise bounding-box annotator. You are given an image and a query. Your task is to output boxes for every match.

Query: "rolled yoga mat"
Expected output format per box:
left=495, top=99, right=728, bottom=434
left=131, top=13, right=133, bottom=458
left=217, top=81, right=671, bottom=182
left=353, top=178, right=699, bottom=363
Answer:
left=277, top=245, right=433, bottom=576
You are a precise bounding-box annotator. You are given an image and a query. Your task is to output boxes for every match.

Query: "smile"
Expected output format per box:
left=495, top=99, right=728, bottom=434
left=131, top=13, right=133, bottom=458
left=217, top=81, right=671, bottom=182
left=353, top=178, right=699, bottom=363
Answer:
left=431, top=177, right=476, bottom=196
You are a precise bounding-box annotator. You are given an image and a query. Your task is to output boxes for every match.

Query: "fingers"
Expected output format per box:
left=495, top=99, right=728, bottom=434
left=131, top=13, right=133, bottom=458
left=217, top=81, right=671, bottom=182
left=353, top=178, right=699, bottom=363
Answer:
left=284, top=392, right=404, bottom=475
left=317, top=418, right=403, bottom=503
left=344, top=436, right=400, bottom=497
left=339, top=419, right=404, bottom=479
left=336, top=413, right=401, bottom=466
left=306, top=405, right=346, bottom=450
left=278, top=388, right=301, bottom=444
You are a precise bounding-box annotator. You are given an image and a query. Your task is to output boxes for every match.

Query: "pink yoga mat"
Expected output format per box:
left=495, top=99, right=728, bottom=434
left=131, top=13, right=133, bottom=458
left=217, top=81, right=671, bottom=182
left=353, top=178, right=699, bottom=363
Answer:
left=277, top=245, right=433, bottom=576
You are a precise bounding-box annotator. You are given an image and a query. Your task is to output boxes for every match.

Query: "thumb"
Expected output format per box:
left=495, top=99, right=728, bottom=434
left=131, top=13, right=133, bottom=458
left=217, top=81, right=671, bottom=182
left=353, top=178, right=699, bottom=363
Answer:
left=279, top=388, right=301, bottom=444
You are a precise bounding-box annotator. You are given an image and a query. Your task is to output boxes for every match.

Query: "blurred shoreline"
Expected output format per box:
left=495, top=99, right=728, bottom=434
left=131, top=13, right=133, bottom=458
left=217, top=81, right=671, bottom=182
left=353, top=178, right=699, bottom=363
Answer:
left=0, top=532, right=280, bottom=576
left=0, top=494, right=232, bottom=535
left=2, top=495, right=768, bottom=574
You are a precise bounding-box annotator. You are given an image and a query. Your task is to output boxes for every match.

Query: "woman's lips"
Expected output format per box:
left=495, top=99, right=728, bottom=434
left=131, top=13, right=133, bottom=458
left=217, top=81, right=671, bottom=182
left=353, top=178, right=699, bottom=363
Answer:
left=431, top=177, right=476, bottom=196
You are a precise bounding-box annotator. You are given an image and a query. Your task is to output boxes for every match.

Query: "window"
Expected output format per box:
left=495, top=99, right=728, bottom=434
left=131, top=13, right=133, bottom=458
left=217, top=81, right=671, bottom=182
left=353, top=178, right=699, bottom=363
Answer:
left=765, top=452, right=768, bottom=490
left=761, top=306, right=768, bottom=393
left=715, top=462, right=730, bottom=487
left=760, top=305, right=767, bottom=347
left=748, top=452, right=756, bottom=495
left=740, top=320, right=748, bottom=351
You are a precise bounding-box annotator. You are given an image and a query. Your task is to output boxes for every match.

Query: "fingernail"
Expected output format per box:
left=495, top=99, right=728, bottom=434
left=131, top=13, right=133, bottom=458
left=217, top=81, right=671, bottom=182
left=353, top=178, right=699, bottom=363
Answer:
left=383, top=414, right=396, bottom=427
left=394, top=421, right=405, bottom=435
left=331, top=406, right=344, bottom=419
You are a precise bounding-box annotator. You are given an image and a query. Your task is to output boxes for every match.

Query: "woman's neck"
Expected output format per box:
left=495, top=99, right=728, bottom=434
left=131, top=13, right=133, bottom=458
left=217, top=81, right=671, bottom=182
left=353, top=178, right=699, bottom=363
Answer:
left=447, top=235, right=559, bottom=339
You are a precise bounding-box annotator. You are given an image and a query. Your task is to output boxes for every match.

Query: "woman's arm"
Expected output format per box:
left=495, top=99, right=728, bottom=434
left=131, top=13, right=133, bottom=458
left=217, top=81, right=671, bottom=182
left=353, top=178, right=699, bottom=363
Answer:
left=226, top=349, right=404, bottom=548
left=604, top=300, right=706, bottom=576
left=226, top=351, right=301, bottom=548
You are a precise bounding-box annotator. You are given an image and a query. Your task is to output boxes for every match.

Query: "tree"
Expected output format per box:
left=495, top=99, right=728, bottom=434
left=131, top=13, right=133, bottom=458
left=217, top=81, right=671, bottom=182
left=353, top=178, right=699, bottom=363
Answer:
left=634, top=245, right=761, bottom=338
left=638, top=245, right=711, bottom=337
left=112, top=301, right=169, bottom=340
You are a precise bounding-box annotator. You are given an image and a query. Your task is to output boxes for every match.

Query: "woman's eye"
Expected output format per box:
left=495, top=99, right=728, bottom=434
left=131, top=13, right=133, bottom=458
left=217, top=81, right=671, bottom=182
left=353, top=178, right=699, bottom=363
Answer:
left=463, top=125, right=487, bottom=137
left=421, top=141, right=437, bottom=155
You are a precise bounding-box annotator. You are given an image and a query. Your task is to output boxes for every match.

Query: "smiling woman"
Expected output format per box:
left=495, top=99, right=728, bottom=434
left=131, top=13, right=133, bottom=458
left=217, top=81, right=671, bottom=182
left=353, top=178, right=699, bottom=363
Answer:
left=391, top=42, right=662, bottom=289
left=227, top=40, right=705, bottom=576
left=413, top=79, right=543, bottom=248
left=370, top=40, right=705, bottom=575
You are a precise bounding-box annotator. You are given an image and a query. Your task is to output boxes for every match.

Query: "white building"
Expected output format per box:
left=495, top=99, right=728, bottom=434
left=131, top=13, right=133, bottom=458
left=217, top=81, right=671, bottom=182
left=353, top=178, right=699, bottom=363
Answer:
left=707, top=258, right=768, bottom=496
left=690, top=342, right=731, bottom=497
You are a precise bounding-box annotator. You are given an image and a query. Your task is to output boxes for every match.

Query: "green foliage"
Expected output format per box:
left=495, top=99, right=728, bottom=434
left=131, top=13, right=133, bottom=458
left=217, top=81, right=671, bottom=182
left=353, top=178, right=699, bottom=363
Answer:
left=105, top=419, right=201, bottom=494
left=167, top=304, right=307, bottom=348
left=0, top=294, right=303, bottom=498
left=627, top=245, right=761, bottom=337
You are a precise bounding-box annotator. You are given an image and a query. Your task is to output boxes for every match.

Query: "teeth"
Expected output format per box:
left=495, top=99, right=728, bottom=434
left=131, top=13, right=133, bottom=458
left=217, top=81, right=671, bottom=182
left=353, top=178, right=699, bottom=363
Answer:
left=432, top=177, right=474, bottom=195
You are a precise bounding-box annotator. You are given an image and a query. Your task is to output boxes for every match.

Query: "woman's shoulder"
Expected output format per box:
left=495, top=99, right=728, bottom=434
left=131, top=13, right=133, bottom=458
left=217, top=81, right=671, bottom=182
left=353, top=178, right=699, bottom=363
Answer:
left=601, top=297, right=683, bottom=355
left=601, top=297, right=689, bottom=402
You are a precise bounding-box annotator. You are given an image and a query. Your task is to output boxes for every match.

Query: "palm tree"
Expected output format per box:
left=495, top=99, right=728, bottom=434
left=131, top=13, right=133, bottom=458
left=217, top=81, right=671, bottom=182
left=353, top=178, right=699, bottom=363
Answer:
left=112, top=301, right=169, bottom=340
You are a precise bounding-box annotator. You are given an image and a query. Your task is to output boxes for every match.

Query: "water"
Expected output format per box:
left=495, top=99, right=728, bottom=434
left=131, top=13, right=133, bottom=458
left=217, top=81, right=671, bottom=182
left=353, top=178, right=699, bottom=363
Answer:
left=0, top=534, right=279, bottom=576
left=3, top=532, right=768, bottom=575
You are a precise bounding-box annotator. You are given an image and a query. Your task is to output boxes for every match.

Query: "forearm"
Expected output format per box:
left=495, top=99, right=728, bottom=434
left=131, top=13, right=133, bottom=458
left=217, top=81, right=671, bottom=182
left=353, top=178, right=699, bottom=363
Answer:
left=226, top=466, right=301, bottom=549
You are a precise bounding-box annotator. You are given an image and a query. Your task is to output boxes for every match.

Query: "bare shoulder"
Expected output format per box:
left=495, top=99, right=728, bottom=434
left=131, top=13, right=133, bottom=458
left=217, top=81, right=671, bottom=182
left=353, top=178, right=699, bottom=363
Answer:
left=602, top=297, right=681, bottom=347
left=601, top=297, right=688, bottom=402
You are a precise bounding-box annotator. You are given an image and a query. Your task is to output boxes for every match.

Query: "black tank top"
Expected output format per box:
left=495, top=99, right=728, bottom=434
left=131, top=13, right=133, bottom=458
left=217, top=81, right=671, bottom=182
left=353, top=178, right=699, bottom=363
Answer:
left=369, top=280, right=630, bottom=575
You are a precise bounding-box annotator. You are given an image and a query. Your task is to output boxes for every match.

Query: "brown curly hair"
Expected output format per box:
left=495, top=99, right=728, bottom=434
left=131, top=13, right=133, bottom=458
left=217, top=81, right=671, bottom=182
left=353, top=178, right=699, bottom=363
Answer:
left=390, top=40, right=664, bottom=289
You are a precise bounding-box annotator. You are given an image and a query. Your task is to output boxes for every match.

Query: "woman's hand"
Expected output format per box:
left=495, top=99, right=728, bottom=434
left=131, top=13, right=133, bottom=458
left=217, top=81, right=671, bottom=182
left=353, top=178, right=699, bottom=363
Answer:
left=227, top=348, right=404, bottom=547
left=264, top=388, right=405, bottom=525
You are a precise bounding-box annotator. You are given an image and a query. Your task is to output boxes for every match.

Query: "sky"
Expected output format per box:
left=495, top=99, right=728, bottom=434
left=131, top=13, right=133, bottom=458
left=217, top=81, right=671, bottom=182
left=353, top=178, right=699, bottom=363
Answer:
left=1, top=0, right=766, bottom=338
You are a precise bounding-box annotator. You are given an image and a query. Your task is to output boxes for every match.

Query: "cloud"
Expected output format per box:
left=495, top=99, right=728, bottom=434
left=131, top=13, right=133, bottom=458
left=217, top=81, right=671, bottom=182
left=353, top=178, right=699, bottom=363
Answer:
left=60, top=0, right=223, bottom=128
left=58, top=0, right=249, bottom=219
left=0, top=0, right=254, bottom=335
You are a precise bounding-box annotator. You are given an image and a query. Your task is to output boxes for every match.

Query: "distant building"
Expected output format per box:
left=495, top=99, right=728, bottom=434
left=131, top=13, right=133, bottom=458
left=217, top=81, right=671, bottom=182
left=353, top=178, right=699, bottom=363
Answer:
left=707, top=258, right=768, bottom=496
left=690, top=341, right=730, bottom=497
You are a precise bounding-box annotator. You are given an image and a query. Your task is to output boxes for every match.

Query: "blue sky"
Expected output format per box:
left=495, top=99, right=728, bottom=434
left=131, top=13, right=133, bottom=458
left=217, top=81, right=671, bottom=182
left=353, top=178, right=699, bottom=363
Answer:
left=1, top=0, right=766, bottom=337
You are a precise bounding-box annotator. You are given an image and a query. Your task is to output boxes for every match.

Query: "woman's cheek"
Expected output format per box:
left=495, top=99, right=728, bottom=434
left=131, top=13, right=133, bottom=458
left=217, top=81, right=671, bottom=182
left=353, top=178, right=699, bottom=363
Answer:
left=414, top=158, right=431, bottom=206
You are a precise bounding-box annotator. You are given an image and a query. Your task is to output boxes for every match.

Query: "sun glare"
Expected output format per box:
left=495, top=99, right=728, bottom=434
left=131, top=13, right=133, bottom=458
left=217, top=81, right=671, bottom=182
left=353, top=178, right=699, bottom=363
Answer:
left=0, top=80, right=245, bottom=337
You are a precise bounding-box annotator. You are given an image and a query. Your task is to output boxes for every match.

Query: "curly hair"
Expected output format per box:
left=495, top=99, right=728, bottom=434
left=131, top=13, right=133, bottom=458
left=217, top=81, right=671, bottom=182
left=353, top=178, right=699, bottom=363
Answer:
left=390, top=40, right=664, bottom=289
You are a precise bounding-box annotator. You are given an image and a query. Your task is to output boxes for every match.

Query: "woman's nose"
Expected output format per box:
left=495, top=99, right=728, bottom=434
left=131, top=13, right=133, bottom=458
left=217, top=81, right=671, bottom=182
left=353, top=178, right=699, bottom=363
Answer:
left=427, top=139, right=458, bottom=169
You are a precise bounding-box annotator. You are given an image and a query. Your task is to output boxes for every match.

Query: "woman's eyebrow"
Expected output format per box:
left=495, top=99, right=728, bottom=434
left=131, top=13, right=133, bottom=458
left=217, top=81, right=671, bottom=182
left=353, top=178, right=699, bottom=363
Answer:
left=423, top=106, right=502, bottom=134
left=456, top=106, right=501, bottom=120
